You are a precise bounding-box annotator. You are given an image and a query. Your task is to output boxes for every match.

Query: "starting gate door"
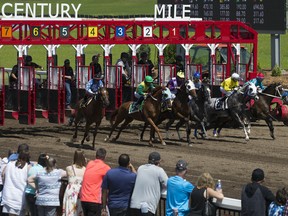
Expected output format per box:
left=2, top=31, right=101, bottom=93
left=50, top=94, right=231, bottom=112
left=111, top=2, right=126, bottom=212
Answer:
left=238, top=63, right=249, bottom=85
left=212, top=64, right=227, bottom=86
left=77, top=66, right=93, bottom=100
left=48, top=67, right=65, bottom=124
left=186, top=64, right=202, bottom=80
left=159, top=64, right=175, bottom=86
left=105, top=65, right=122, bottom=118
left=18, top=66, right=36, bottom=125
left=0, top=67, right=4, bottom=125
left=133, top=65, right=148, bottom=87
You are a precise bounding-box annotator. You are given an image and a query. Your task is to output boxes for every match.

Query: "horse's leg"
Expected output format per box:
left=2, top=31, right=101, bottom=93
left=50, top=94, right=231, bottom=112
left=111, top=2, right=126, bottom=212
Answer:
left=104, top=113, right=126, bottom=142
left=175, top=119, right=185, bottom=141
left=165, top=119, right=175, bottom=139
left=140, top=122, right=149, bottom=141
left=114, top=118, right=133, bottom=141
left=233, top=113, right=250, bottom=141
left=72, top=112, right=82, bottom=142
left=146, top=117, right=166, bottom=146
left=185, top=121, right=193, bottom=147
left=92, top=121, right=101, bottom=150
left=265, top=117, right=275, bottom=139
left=199, top=121, right=208, bottom=139
left=81, top=123, right=91, bottom=146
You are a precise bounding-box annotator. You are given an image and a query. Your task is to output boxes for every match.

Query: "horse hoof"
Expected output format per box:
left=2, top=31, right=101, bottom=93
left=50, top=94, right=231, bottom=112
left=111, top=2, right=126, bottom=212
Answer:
left=86, top=137, right=90, bottom=142
left=213, top=133, right=218, bottom=137
left=188, top=144, right=193, bottom=147
left=104, top=136, right=109, bottom=142
left=161, top=141, right=166, bottom=146
left=245, top=137, right=249, bottom=141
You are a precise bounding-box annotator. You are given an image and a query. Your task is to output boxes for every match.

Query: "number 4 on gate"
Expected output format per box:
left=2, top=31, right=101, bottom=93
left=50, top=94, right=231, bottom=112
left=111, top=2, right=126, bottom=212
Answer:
left=88, top=27, right=98, bottom=38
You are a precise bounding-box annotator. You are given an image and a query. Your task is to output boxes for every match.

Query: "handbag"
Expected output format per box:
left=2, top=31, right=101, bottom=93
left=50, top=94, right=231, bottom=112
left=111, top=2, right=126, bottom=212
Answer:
left=202, top=188, right=216, bottom=216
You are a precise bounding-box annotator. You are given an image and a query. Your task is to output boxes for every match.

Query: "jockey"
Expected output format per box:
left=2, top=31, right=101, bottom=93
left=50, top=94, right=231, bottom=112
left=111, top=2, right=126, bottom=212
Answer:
left=167, top=70, right=185, bottom=99
left=133, top=75, right=155, bottom=108
left=193, top=71, right=202, bottom=90
left=81, top=73, right=104, bottom=107
left=220, top=73, right=240, bottom=96
left=246, top=72, right=265, bottom=92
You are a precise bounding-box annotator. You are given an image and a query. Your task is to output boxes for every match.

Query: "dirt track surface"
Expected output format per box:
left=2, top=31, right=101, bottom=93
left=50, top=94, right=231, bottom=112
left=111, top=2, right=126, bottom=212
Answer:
left=0, top=117, right=287, bottom=200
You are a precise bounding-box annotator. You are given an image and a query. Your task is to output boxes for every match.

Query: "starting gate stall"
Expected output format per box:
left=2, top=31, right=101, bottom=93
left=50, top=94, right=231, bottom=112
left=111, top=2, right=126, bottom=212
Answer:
left=0, top=67, right=4, bottom=125
left=18, top=66, right=36, bottom=124
left=238, top=63, right=250, bottom=85
left=77, top=65, right=93, bottom=100
left=133, top=65, right=148, bottom=86
left=159, top=64, right=176, bottom=86
left=105, top=65, right=122, bottom=118
left=47, top=66, right=65, bottom=124
left=186, top=64, right=202, bottom=80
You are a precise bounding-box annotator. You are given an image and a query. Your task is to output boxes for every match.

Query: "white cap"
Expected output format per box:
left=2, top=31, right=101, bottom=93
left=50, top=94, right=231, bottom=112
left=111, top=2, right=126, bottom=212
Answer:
left=231, top=73, right=240, bottom=80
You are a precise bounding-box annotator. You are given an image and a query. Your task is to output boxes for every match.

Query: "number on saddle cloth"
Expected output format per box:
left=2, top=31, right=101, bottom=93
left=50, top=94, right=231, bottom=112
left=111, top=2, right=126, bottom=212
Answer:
left=215, top=97, right=228, bottom=110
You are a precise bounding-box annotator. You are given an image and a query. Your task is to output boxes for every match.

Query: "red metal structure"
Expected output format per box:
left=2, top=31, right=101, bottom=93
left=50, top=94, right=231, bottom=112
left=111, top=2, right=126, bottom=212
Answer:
left=0, top=19, right=258, bottom=124
left=0, top=67, right=4, bottom=125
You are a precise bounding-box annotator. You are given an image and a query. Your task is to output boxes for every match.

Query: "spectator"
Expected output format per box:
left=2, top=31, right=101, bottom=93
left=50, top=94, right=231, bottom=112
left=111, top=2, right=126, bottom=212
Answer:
left=8, top=143, right=30, bottom=162
left=1, top=151, right=31, bottom=216
left=137, top=52, right=155, bottom=77
left=190, top=172, right=224, bottom=216
left=268, top=188, right=287, bottom=216
left=24, top=55, right=44, bottom=88
left=130, top=151, right=168, bottom=216
left=116, top=52, right=131, bottom=86
left=90, top=54, right=102, bottom=78
left=101, top=154, right=136, bottom=216
left=80, top=148, right=110, bottom=216
left=25, top=153, right=47, bottom=216
left=174, top=55, right=184, bottom=73
left=9, top=63, right=19, bottom=89
left=63, top=59, right=74, bottom=109
left=166, top=160, right=194, bottom=216
left=241, top=168, right=275, bottom=216
left=133, top=75, right=155, bottom=109
left=0, top=154, right=9, bottom=214
left=28, top=156, right=67, bottom=216
left=284, top=198, right=288, bottom=216
left=63, top=149, right=87, bottom=216
left=166, top=70, right=185, bottom=99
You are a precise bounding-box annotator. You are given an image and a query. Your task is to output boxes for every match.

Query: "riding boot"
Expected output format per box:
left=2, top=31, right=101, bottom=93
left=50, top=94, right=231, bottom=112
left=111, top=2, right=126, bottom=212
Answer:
left=134, top=96, right=144, bottom=109
left=220, top=95, right=227, bottom=102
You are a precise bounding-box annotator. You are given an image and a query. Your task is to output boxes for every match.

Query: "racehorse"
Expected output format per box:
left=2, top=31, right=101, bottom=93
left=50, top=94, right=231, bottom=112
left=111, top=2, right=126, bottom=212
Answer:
left=104, top=86, right=173, bottom=146
left=205, top=82, right=258, bottom=141
left=139, top=80, right=198, bottom=146
left=71, top=87, right=110, bottom=149
left=247, top=83, right=284, bottom=139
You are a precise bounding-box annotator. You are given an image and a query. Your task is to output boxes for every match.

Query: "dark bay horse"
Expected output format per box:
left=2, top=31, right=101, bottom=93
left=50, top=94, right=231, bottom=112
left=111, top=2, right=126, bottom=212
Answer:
left=205, top=83, right=258, bottom=141
left=71, top=87, right=110, bottom=149
left=247, top=83, right=284, bottom=139
left=104, top=86, right=173, bottom=146
left=139, top=80, right=198, bottom=146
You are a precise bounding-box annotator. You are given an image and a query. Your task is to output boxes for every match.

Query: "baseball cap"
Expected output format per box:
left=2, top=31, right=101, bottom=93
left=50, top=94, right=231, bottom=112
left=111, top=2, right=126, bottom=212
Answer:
left=176, top=160, right=188, bottom=171
left=148, top=152, right=161, bottom=163
left=251, top=168, right=265, bottom=182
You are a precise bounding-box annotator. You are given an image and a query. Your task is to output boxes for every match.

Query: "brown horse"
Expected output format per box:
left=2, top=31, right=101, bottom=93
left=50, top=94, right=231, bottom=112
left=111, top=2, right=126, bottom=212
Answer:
left=104, top=86, right=173, bottom=146
left=71, top=87, right=110, bottom=149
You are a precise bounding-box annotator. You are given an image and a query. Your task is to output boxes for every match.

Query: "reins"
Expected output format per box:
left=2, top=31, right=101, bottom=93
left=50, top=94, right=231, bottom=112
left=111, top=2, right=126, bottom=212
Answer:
left=258, top=84, right=283, bottom=99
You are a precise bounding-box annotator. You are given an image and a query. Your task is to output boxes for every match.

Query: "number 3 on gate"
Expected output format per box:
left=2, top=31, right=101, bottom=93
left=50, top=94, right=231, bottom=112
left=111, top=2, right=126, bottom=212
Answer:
left=116, top=26, right=125, bottom=38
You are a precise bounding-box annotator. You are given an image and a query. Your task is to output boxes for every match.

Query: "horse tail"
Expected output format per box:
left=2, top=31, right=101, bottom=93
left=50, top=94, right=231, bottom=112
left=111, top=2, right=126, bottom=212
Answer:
left=110, top=108, right=119, bottom=125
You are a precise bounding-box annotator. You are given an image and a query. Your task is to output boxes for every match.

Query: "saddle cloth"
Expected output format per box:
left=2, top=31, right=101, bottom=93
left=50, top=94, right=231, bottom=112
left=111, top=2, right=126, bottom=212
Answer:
left=214, top=98, right=228, bottom=110
left=128, top=102, right=144, bottom=114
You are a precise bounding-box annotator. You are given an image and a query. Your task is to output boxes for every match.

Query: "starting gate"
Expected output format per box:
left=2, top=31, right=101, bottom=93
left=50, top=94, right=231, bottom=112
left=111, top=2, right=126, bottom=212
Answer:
left=77, top=66, right=93, bottom=100
left=186, top=64, right=202, bottom=80
left=105, top=66, right=122, bottom=118
left=133, top=65, right=148, bottom=87
left=0, top=67, right=4, bottom=125
left=47, top=67, right=65, bottom=123
left=18, top=66, right=36, bottom=124
left=159, top=64, right=176, bottom=86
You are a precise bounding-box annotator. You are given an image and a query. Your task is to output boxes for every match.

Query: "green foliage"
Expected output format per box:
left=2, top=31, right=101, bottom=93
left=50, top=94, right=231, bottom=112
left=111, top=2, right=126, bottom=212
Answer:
left=271, top=65, right=282, bottom=77
left=163, top=45, right=176, bottom=64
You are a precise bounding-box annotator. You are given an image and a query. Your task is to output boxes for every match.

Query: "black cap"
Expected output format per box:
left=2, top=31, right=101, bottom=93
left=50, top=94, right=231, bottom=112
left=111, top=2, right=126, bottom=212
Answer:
left=251, top=168, right=265, bottom=182
left=148, top=152, right=161, bottom=163
left=176, top=160, right=188, bottom=171
left=64, top=59, right=70, bottom=65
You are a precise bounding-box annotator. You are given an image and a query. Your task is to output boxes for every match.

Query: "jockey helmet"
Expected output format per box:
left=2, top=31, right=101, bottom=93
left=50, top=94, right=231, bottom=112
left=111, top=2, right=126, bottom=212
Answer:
left=175, top=55, right=182, bottom=62
left=145, top=75, right=153, bottom=83
left=177, top=70, right=185, bottom=79
left=121, top=52, right=129, bottom=59
left=92, top=54, right=100, bottom=61
left=231, top=73, right=240, bottom=81
left=193, top=72, right=201, bottom=79
left=93, top=73, right=102, bottom=80
left=64, top=59, right=70, bottom=65
left=25, top=55, right=32, bottom=62
left=256, top=72, right=264, bottom=80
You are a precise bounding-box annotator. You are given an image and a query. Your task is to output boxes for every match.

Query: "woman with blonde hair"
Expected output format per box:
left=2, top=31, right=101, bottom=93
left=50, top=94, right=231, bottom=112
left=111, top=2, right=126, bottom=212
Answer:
left=190, top=172, right=224, bottom=216
left=62, top=149, right=87, bottom=216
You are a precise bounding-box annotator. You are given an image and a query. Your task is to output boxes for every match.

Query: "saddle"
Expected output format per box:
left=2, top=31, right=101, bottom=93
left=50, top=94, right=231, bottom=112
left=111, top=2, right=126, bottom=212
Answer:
left=80, top=97, right=93, bottom=108
left=129, top=101, right=144, bottom=114
left=214, top=98, right=228, bottom=110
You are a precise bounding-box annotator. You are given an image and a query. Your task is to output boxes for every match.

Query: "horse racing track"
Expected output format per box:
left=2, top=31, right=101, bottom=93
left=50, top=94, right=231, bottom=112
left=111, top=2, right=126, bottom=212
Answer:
left=0, top=118, right=287, bottom=200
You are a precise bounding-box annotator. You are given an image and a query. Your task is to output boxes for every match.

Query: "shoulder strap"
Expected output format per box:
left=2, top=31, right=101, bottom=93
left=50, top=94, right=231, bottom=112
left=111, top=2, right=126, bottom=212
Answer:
left=71, top=165, right=76, bottom=176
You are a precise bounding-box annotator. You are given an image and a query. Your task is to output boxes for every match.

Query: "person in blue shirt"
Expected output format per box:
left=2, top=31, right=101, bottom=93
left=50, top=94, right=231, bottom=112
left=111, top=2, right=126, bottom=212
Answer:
left=247, top=72, right=265, bottom=91
left=81, top=73, right=104, bottom=107
left=166, top=160, right=194, bottom=216
left=193, top=71, right=202, bottom=90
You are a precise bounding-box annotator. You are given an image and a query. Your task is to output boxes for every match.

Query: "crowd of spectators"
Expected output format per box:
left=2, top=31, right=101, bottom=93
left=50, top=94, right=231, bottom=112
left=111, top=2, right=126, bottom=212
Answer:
left=0, top=143, right=287, bottom=216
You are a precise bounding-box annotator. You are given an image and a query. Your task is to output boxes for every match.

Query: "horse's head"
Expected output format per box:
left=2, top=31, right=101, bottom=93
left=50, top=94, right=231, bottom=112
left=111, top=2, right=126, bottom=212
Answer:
left=96, top=87, right=110, bottom=108
left=185, top=79, right=197, bottom=98
left=242, top=82, right=259, bottom=100
left=162, top=87, right=173, bottom=109
left=197, top=84, right=211, bottom=102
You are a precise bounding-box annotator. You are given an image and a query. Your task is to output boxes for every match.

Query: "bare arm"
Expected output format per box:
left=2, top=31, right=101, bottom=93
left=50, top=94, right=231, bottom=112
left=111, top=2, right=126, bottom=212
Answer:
left=207, top=187, right=224, bottom=200
left=101, top=188, right=109, bottom=216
